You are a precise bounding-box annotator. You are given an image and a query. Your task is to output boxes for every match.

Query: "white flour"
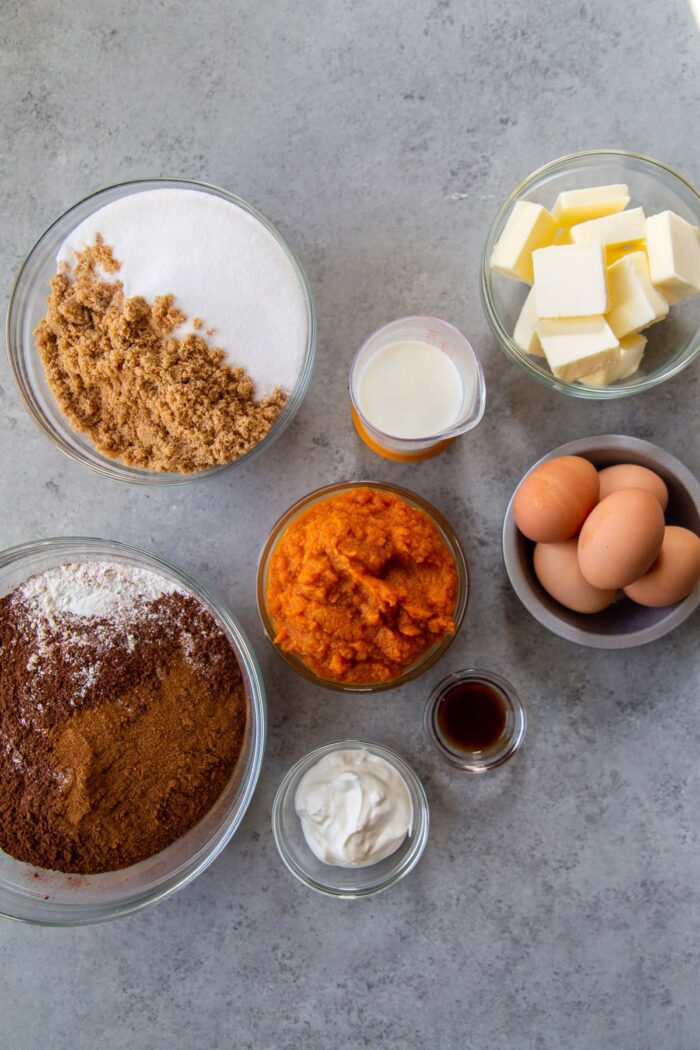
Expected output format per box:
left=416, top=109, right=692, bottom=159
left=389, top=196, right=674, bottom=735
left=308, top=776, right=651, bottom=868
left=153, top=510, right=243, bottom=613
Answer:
left=57, top=187, right=308, bottom=397
left=19, top=561, right=181, bottom=627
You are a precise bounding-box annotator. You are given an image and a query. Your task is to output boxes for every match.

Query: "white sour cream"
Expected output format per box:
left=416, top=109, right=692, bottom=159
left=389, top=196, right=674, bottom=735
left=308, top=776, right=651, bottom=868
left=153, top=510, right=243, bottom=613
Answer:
left=294, top=748, right=413, bottom=867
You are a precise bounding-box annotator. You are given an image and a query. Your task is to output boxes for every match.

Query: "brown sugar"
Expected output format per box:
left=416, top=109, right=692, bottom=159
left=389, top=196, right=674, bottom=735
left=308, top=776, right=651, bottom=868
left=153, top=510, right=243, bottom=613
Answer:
left=34, top=237, right=286, bottom=473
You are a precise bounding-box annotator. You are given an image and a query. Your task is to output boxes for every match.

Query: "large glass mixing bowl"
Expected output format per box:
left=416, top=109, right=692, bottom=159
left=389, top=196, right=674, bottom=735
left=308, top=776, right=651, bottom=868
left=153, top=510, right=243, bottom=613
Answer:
left=0, top=537, right=266, bottom=925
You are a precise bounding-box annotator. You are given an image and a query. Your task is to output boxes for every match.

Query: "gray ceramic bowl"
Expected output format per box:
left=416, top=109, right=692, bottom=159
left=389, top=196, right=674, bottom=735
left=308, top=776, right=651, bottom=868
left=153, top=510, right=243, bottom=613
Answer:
left=502, top=436, right=700, bottom=649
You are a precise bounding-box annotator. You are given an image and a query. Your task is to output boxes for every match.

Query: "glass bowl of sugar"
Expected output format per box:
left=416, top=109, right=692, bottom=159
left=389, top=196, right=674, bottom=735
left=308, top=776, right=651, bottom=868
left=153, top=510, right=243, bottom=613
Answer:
left=7, top=178, right=316, bottom=484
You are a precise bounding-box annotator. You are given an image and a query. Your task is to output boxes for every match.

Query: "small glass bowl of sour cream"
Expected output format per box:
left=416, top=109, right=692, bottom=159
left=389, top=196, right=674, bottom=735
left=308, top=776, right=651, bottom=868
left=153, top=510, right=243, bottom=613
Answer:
left=349, top=316, right=486, bottom=461
left=271, top=740, right=429, bottom=898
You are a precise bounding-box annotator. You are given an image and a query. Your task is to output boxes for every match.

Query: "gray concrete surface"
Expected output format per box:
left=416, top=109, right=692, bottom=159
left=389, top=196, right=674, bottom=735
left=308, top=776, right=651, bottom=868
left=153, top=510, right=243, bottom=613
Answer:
left=1, top=1, right=699, bottom=1047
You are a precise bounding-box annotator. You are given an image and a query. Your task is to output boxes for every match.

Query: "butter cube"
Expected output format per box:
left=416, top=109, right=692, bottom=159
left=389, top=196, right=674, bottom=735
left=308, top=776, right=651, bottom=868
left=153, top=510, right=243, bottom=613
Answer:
left=490, top=200, right=557, bottom=283
left=605, top=239, right=647, bottom=266
left=646, top=210, right=700, bottom=303
left=535, top=316, right=619, bottom=382
left=571, top=207, right=646, bottom=248
left=552, top=184, right=630, bottom=227
left=606, top=251, right=669, bottom=338
left=533, top=244, right=607, bottom=318
left=578, top=333, right=646, bottom=387
left=513, top=288, right=544, bottom=356
left=659, top=286, right=683, bottom=307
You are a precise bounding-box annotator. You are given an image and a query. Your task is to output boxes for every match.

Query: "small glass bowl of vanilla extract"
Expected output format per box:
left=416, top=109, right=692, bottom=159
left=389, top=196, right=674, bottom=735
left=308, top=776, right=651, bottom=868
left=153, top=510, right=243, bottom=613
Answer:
left=424, top=669, right=526, bottom=773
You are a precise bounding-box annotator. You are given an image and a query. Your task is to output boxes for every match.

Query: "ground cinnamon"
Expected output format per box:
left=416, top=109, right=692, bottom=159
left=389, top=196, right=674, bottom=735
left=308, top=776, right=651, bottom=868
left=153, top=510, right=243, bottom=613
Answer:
left=0, top=575, right=247, bottom=874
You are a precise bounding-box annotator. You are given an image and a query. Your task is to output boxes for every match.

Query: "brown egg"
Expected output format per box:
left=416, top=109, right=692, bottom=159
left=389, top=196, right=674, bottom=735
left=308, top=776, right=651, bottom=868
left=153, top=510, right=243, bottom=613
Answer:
left=514, top=455, right=599, bottom=543
left=624, top=527, right=700, bottom=607
left=534, top=540, right=617, bottom=613
left=598, top=464, right=669, bottom=510
left=578, top=488, right=665, bottom=589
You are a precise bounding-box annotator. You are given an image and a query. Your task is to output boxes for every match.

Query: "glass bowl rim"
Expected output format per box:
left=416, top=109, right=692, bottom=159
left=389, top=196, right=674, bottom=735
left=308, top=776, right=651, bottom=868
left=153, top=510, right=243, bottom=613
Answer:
left=501, top=435, right=700, bottom=648
left=0, top=535, right=267, bottom=926
left=480, top=149, right=700, bottom=400
left=256, top=480, right=469, bottom=693
left=6, top=176, right=316, bottom=486
left=271, top=737, right=430, bottom=899
left=348, top=314, right=486, bottom=445
left=424, top=667, right=527, bottom=772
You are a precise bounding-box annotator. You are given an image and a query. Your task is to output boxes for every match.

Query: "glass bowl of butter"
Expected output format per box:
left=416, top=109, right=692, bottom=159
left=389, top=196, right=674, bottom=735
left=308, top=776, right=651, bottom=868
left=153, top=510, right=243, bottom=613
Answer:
left=481, top=151, right=700, bottom=398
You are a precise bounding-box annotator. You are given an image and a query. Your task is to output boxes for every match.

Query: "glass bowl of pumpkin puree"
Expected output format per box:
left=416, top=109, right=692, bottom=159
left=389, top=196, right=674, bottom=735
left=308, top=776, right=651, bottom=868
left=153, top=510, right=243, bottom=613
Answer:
left=257, top=481, right=469, bottom=692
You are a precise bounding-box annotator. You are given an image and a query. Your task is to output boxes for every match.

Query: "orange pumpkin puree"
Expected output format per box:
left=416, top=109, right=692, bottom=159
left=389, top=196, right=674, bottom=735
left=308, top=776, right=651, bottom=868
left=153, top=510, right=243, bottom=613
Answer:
left=267, top=487, right=458, bottom=683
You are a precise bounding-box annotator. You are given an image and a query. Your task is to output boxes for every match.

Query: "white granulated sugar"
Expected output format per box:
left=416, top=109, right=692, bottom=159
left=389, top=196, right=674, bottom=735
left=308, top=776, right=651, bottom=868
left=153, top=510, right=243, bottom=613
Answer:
left=19, top=561, right=182, bottom=626
left=57, top=188, right=308, bottom=397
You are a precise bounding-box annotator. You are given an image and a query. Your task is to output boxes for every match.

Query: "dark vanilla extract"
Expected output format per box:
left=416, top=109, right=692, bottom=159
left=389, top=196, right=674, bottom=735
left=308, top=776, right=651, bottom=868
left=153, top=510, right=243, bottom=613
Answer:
left=436, top=679, right=507, bottom=752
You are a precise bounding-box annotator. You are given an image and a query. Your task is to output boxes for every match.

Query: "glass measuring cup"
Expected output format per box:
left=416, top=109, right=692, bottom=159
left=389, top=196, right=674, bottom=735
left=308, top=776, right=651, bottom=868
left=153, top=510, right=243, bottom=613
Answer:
left=349, top=316, right=486, bottom=461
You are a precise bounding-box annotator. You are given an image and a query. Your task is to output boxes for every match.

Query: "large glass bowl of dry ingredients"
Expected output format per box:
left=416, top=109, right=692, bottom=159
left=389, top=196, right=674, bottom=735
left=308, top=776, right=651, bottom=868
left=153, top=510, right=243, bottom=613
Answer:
left=0, top=537, right=266, bottom=926
left=6, top=178, right=316, bottom=485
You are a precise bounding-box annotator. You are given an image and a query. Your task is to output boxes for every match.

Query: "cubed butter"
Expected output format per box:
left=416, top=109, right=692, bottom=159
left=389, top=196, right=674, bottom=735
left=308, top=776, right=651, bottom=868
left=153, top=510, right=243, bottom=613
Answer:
left=490, top=200, right=557, bottom=283
left=646, top=210, right=700, bottom=303
left=578, top=333, right=646, bottom=387
left=570, top=207, right=645, bottom=248
left=606, top=251, right=668, bottom=338
left=605, top=239, right=646, bottom=266
left=512, top=287, right=544, bottom=356
left=535, top=316, right=619, bottom=382
left=552, top=184, right=630, bottom=227
left=659, top=286, right=684, bottom=306
left=533, top=244, right=607, bottom=318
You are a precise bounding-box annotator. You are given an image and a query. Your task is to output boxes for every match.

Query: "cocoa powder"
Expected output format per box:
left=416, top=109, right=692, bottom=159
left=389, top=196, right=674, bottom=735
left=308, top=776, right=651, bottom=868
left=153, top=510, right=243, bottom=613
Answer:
left=0, top=569, right=247, bottom=874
